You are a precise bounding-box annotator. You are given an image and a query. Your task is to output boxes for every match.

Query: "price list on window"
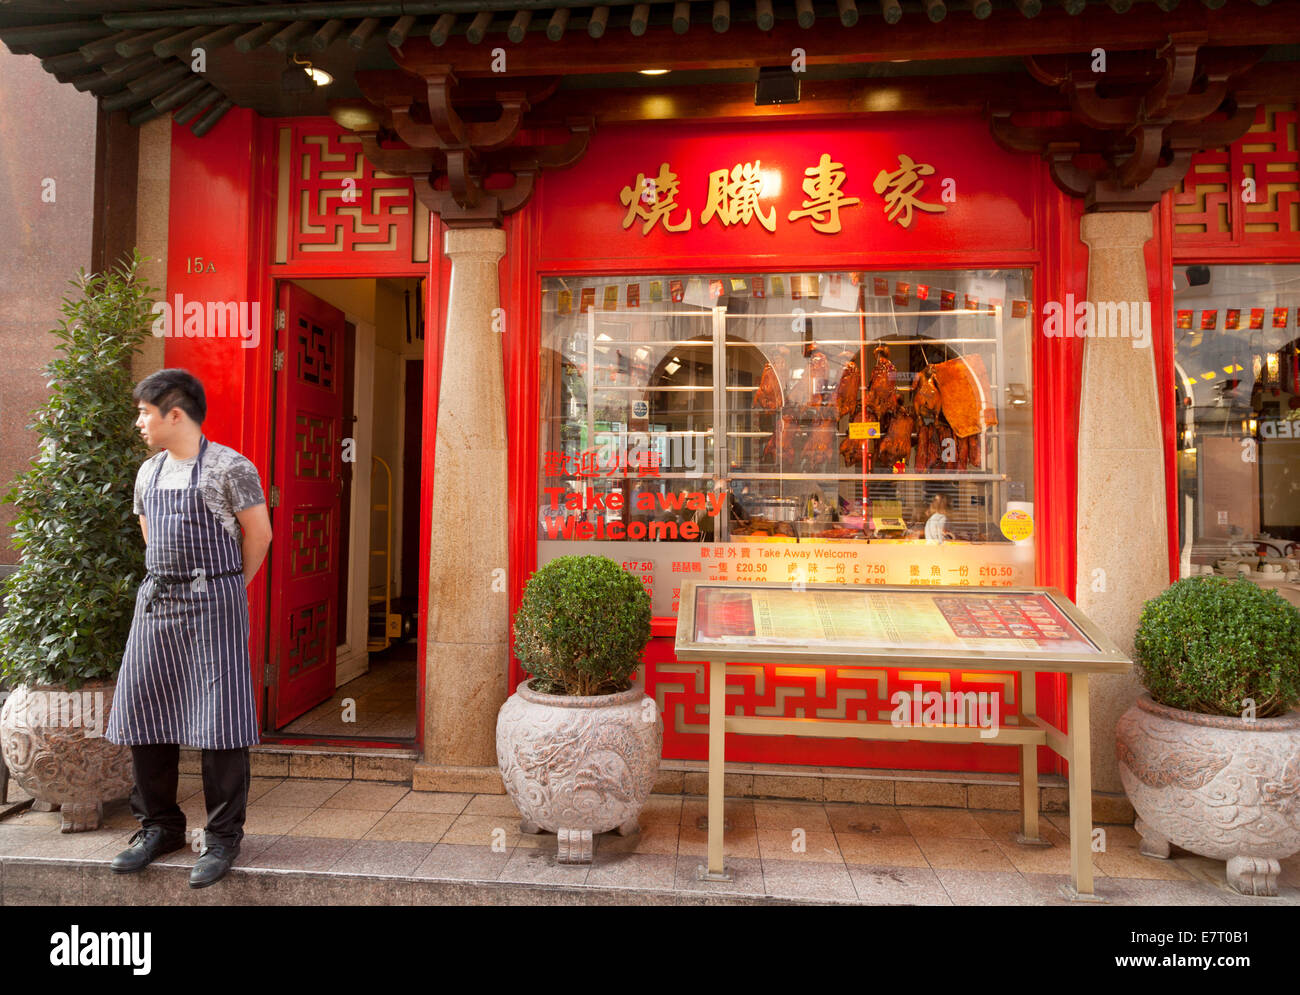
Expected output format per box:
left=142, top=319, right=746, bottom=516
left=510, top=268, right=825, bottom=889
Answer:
left=539, top=540, right=1033, bottom=618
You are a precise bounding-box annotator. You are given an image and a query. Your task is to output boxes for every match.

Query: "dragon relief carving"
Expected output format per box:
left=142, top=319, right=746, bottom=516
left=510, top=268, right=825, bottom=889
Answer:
left=496, top=683, right=661, bottom=848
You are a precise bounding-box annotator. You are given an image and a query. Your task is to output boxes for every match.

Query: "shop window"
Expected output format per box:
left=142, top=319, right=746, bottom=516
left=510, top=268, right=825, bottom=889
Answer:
left=538, top=271, right=1035, bottom=615
left=1174, top=264, right=1300, bottom=575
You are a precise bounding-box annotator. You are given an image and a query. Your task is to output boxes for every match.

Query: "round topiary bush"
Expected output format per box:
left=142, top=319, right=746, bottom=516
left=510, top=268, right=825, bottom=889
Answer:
left=1134, top=576, right=1300, bottom=718
left=513, top=555, right=652, bottom=696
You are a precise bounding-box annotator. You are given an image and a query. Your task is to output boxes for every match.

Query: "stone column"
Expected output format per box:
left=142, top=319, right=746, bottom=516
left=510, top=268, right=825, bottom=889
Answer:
left=131, top=116, right=171, bottom=380
left=414, top=226, right=510, bottom=793
left=1075, top=211, right=1167, bottom=805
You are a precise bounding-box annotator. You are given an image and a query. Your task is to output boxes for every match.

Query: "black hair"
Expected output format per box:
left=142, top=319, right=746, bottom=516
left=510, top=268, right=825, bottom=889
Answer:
left=133, top=368, right=206, bottom=424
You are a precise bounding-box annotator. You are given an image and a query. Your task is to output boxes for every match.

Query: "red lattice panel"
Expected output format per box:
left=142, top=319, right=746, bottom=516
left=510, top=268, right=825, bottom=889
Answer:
left=1174, top=104, right=1300, bottom=250
left=293, top=411, right=333, bottom=479
left=287, top=600, right=329, bottom=676
left=295, top=315, right=335, bottom=391
left=1240, top=105, right=1300, bottom=236
left=290, top=509, right=332, bottom=577
left=289, top=125, right=416, bottom=265
left=1172, top=147, right=1231, bottom=239
left=641, top=638, right=1025, bottom=772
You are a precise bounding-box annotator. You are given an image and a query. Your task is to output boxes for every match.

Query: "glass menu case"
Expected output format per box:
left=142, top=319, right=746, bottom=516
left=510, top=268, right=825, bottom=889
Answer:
left=538, top=270, right=1036, bottom=615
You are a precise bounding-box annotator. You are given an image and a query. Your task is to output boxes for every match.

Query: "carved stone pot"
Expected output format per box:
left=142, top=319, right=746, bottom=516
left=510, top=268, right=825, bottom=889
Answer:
left=0, top=679, right=133, bottom=831
left=496, top=680, right=662, bottom=864
left=1116, top=693, right=1300, bottom=896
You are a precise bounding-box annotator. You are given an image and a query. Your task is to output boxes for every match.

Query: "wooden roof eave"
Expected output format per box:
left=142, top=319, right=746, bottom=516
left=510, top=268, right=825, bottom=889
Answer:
left=3, top=1, right=1299, bottom=140
left=396, top=3, right=1300, bottom=78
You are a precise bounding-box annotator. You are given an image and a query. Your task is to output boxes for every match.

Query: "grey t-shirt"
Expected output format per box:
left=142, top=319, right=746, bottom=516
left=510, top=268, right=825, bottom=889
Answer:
left=133, top=441, right=266, bottom=544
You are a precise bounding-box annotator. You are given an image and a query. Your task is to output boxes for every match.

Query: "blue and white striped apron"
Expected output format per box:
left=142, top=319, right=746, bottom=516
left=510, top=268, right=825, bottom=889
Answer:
left=106, top=436, right=260, bottom=749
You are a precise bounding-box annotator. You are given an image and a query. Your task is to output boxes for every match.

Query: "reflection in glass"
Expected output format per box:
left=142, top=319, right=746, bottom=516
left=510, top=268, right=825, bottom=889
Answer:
left=1173, top=264, right=1300, bottom=577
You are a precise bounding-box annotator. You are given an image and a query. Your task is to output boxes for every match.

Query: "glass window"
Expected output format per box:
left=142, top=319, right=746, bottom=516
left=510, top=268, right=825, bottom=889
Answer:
left=538, top=270, right=1035, bottom=614
left=1173, top=264, right=1300, bottom=578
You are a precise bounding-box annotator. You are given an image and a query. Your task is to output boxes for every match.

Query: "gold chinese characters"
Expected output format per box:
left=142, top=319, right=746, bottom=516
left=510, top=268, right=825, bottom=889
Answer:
left=619, top=162, right=692, bottom=234
left=872, top=154, right=947, bottom=229
left=788, top=153, right=861, bottom=234
left=702, top=160, right=775, bottom=232
left=620, top=151, right=944, bottom=235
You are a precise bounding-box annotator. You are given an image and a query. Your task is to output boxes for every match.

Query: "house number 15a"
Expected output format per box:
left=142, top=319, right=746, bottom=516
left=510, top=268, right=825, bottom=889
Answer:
left=186, top=256, right=216, bottom=273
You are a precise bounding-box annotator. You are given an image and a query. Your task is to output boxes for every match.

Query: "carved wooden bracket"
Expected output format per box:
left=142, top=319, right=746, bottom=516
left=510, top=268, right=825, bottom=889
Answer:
left=990, top=35, right=1264, bottom=212
left=330, top=67, right=591, bottom=229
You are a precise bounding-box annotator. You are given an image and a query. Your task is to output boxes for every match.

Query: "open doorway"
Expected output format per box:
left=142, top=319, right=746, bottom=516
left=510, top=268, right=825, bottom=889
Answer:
left=263, top=275, right=425, bottom=746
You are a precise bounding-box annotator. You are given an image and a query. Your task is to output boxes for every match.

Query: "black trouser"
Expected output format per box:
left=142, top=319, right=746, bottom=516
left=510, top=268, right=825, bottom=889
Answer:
left=128, top=743, right=249, bottom=849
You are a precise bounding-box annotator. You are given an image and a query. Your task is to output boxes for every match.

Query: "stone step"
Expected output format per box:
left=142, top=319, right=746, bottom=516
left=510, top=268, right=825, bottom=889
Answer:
left=182, top=745, right=419, bottom=783
left=181, top=748, right=1134, bottom=820
left=0, top=855, right=837, bottom=907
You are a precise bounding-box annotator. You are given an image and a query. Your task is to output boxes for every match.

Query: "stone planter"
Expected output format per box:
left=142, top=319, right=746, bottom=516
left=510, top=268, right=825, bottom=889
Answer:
left=496, top=679, right=662, bottom=863
left=0, top=679, right=133, bottom=831
left=1116, top=693, right=1300, bottom=896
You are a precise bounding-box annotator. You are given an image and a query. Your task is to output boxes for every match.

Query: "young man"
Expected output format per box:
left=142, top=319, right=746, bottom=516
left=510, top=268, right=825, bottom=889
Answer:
left=105, top=369, right=273, bottom=888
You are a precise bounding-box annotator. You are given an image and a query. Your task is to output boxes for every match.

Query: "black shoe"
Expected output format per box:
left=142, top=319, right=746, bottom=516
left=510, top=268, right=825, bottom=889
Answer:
left=110, top=827, right=188, bottom=874
left=189, top=842, right=240, bottom=889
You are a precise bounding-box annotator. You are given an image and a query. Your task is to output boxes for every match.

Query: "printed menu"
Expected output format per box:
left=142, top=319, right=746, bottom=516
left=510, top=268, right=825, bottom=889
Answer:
left=692, top=586, right=1099, bottom=654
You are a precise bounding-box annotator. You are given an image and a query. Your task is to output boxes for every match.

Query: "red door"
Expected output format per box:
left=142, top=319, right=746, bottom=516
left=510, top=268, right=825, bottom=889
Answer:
left=268, top=282, right=345, bottom=728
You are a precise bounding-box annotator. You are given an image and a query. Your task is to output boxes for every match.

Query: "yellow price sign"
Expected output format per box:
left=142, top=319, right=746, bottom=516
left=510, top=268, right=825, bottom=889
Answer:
left=1000, top=509, right=1034, bottom=542
left=849, top=422, right=880, bottom=440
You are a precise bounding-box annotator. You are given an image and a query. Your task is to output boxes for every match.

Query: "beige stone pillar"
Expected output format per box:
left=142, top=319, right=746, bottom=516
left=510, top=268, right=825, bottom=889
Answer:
left=132, top=116, right=170, bottom=380
left=414, top=226, right=510, bottom=793
left=1075, top=211, right=1167, bottom=804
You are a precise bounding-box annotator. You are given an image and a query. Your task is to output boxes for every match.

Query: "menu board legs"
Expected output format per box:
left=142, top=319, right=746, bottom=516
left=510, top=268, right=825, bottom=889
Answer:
left=1015, top=674, right=1049, bottom=848
left=698, top=659, right=734, bottom=882
left=693, top=662, right=1108, bottom=901
left=1062, top=672, right=1103, bottom=902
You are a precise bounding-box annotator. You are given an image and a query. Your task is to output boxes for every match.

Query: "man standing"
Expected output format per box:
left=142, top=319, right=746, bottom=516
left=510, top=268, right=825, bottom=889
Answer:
left=105, top=369, right=273, bottom=889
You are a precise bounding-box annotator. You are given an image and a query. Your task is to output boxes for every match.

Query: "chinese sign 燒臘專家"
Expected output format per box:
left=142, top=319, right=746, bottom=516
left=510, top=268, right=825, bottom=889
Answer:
left=619, top=151, right=945, bottom=236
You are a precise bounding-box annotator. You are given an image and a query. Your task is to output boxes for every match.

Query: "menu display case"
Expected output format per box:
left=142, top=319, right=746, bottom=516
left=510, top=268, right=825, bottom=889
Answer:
left=538, top=270, right=1036, bottom=614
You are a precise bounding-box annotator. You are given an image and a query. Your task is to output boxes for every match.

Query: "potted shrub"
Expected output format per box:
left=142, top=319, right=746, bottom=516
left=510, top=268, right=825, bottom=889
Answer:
left=496, top=554, right=662, bottom=863
left=1116, top=575, right=1300, bottom=896
left=0, top=252, right=156, bottom=831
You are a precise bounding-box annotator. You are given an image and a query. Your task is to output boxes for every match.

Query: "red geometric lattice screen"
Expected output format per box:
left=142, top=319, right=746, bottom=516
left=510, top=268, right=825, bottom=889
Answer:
left=275, top=119, right=430, bottom=275
left=286, top=601, right=330, bottom=677
left=638, top=638, right=1029, bottom=773
left=1173, top=104, right=1300, bottom=250
left=289, top=510, right=332, bottom=577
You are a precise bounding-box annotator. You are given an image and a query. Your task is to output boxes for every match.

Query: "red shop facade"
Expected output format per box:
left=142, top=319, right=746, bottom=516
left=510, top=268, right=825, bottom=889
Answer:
left=516, top=110, right=1107, bottom=778
left=147, top=92, right=1300, bottom=786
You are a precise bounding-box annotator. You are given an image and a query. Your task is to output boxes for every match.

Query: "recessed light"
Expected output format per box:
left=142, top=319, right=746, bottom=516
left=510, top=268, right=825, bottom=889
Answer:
left=639, top=68, right=670, bottom=76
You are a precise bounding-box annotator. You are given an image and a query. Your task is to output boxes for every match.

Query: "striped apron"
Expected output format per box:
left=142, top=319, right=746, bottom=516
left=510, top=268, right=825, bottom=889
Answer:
left=106, top=436, right=260, bottom=749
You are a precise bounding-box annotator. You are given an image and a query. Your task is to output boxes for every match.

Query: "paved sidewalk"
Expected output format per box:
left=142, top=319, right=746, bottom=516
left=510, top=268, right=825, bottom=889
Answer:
left=1, top=776, right=1296, bottom=905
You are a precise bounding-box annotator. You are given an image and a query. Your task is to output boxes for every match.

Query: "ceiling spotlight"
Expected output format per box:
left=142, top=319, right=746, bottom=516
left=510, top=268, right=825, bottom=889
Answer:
left=282, top=53, right=332, bottom=92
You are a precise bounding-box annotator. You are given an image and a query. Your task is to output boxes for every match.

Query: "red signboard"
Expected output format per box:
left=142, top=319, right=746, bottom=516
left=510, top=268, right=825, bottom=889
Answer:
left=535, top=114, right=1037, bottom=271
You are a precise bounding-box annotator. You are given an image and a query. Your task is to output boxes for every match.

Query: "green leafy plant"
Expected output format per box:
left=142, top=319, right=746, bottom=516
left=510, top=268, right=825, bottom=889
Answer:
left=0, top=251, right=157, bottom=689
left=1133, top=576, right=1300, bottom=718
left=513, top=555, right=652, bottom=696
